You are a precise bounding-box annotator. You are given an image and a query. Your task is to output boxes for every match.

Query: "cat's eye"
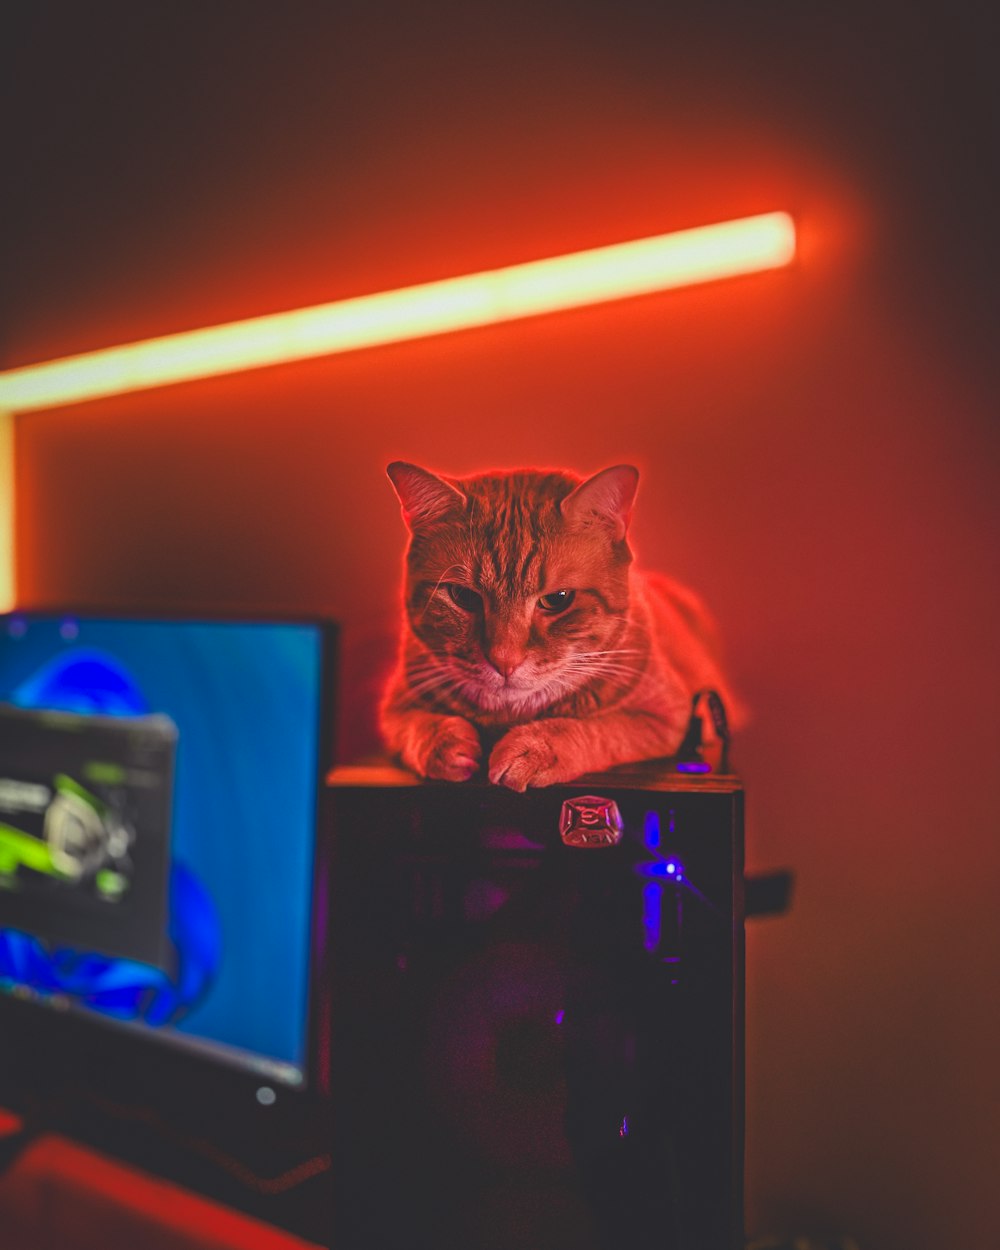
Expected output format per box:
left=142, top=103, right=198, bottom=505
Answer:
left=538, top=590, right=576, bottom=613
left=445, top=583, right=483, bottom=612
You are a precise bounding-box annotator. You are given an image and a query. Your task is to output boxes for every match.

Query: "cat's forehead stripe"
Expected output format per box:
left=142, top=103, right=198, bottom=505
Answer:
left=471, top=483, right=549, bottom=591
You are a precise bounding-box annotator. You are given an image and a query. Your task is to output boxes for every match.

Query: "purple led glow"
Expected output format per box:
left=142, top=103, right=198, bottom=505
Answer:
left=643, top=810, right=660, bottom=849
left=676, top=760, right=711, bottom=774
left=642, top=882, right=662, bottom=951
left=554, top=1009, right=565, bottom=1025
left=636, top=857, right=686, bottom=881
left=619, top=1116, right=629, bottom=1138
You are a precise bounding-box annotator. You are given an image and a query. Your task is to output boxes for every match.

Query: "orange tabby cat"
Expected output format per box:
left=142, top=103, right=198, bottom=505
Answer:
left=380, top=461, right=739, bottom=791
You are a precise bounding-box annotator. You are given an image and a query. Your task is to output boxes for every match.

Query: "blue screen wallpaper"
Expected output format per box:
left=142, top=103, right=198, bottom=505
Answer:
left=0, top=616, right=325, bottom=1086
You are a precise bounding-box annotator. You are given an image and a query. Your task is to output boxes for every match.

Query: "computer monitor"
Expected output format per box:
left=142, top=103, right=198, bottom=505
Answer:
left=0, top=611, right=336, bottom=1235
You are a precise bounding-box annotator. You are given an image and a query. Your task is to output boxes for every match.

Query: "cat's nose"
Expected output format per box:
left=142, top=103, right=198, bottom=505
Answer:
left=486, top=650, right=522, bottom=680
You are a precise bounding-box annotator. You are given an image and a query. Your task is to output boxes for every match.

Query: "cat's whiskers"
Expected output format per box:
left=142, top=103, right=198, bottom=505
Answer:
left=552, top=653, right=677, bottom=703
left=403, top=673, right=451, bottom=697
left=565, top=649, right=648, bottom=672
left=572, top=649, right=646, bottom=658
left=559, top=658, right=646, bottom=683
left=564, top=656, right=645, bottom=670
left=402, top=662, right=470, bottom=706
left=567, top=660, right=645, bottom=680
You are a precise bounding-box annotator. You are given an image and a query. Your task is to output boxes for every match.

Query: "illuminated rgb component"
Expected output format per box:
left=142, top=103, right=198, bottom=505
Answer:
left=0, top=213, right=795, bottom=415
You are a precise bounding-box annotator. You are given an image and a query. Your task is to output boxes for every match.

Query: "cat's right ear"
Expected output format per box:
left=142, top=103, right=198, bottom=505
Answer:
left=387, top=462, right=465, bottom=530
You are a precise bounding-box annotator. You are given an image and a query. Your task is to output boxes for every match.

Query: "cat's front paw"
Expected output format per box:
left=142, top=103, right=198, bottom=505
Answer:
left=488, top=724, right=566, bottom=792
left=418, top=716, right=482, bottom=782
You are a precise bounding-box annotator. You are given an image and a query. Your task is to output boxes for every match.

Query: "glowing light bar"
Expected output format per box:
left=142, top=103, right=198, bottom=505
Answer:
left=0, top=212, right=795, bottom=413
left=0, top=412, right=13, bottom=611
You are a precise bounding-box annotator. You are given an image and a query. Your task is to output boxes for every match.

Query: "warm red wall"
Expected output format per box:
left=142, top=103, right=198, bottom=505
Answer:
left=5, top=7, right=999, bottom=1248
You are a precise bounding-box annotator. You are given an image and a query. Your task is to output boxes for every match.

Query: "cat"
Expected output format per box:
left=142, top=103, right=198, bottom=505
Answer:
left=380, top=461, right=740, bottom=791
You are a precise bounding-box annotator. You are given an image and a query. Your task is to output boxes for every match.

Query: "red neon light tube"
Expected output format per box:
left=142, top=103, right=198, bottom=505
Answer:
left=0, top=212, right=795, bottom=414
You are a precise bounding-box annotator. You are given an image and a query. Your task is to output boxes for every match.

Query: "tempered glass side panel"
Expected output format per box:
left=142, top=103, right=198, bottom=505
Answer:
left=326, top=776, right=743, bottom=1250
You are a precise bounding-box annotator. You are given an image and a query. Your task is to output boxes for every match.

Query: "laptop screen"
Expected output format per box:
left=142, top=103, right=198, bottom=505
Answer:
left=0, top=614, right=329, bottom=1089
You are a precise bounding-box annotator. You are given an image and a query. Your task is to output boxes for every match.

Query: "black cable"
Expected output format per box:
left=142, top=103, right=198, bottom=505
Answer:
left=683, top=688, right=732, bottom=773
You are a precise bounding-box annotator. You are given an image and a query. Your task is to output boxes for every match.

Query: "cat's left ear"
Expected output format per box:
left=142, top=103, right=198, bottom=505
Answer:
left=560, top=465, right=639, bottom=541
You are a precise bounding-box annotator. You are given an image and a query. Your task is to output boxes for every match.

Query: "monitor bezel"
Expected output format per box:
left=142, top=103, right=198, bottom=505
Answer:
left=0, top=608, right=337, bottom=1117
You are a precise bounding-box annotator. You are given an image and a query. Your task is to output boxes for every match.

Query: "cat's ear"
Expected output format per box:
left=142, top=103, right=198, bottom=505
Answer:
left=387, top=462, right=465, bottom=530
left=560, top=465, right=639, bottom=541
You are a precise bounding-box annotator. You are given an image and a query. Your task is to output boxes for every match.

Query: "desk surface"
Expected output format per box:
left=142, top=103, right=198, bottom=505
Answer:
left=0, top=1115, right=323, bottom=1250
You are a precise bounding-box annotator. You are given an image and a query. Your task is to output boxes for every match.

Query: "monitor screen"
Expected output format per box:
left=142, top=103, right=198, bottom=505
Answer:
left=0, top=613, right=331, bottom=1091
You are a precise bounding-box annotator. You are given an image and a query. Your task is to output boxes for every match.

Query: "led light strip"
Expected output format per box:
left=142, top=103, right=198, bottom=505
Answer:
left=0, top=213, right=794, bottom=414
left=0, top=412, right=12, bottom=612
left=0, top=211, right=795, bottom=608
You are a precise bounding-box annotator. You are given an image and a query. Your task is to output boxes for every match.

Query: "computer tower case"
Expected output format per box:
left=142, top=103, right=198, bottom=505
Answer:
left=324, top=764, right=744, bottom=1250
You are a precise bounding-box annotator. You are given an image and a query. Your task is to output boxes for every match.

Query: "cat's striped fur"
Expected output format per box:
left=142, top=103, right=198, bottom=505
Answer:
left=381, top=462, right=738, bottom=791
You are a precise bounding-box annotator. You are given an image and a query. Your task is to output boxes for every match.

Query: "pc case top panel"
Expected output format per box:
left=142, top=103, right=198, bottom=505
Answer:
left=323, top=765, right=744, bottom=1250
left=327, top=757, right=744, bottom=793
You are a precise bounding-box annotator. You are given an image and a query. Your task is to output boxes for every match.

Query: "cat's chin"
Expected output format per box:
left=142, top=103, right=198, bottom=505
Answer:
left=464, top=679, right=563, bottom=719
